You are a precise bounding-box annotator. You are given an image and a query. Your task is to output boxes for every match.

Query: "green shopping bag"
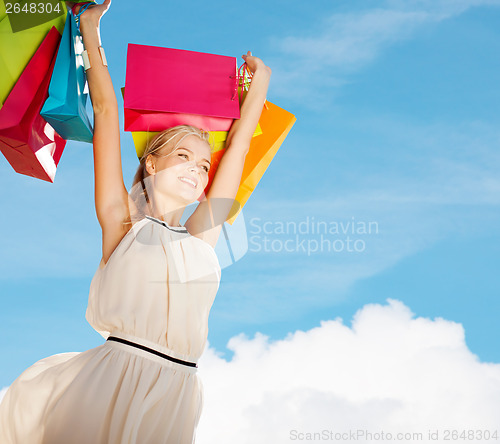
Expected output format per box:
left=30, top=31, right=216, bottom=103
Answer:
left=0, top=1, right=67, bottom=107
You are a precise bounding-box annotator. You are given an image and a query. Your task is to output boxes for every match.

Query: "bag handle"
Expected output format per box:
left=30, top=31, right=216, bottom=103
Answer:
left=231, top=60, right=269, bottom=110
left=230, top=61, right=251, bottom=102
left=72, top=1, right=97, bottom=30
left=230, top=62, right=246, bottom=101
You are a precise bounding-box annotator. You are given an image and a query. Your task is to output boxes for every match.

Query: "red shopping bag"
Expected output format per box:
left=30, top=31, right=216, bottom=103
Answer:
left=124, top=44, right=241, bottom=132
left=0, top=27, right=66, bottom=183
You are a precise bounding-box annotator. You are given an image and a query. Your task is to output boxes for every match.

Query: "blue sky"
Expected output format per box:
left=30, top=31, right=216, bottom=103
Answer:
left=1, top=0, right=500, bottom=432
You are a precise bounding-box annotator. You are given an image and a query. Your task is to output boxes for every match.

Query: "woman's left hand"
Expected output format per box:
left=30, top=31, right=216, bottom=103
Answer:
left=242, top=51, right=272, bottom=77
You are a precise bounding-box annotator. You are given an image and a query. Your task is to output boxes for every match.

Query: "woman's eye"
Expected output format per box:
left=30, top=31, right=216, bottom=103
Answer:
left=179, top=153, right=209, bottom=172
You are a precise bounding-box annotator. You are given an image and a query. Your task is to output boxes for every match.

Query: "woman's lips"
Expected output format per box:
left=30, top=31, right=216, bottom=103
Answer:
left=178, top=176, right=197, bottom=188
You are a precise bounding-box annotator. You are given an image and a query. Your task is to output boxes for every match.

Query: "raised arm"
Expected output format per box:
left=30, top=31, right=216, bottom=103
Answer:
left=225, top=52, right=272, bottom=152
left=185, top=52, right=271, bottom=247
left=69, top=0, right=132, bottom=264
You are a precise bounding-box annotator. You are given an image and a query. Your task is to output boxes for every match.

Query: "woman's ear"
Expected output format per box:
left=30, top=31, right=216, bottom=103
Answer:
left=144, top=154, right=156, bottom=176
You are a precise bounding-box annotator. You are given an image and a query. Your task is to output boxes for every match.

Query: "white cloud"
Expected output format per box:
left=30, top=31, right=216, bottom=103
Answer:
left=1, top=300, right=499, bottom=442
left=384, top=0, right=500, bottom=16
left=196, top=299, right=500, bottom=444
left=277, top=9, right=430, bottom=68
left=269, top=0, right=500, bottom=106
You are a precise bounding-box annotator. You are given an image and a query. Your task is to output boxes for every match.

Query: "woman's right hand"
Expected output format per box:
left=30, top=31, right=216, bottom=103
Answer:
left=65, top=0, right=111, bottom=29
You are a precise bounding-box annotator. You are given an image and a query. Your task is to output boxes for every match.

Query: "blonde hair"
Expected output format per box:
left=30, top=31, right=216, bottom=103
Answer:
left=125, top=125, right=212, bottom=226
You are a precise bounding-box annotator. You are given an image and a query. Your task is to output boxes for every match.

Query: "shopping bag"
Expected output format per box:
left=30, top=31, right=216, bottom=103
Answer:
left=124, top=44, right=241, bottom=132
left=130, top=127, right=262, bottom=160
left=126, top=63, right=262, bottom=160
left=225, top=100, right=296, bottom=225
left=41, top=11, right=93, bottom=142
left=0, top=27, right=66, bottom=183
left=0, top=2, right=67, bottom=105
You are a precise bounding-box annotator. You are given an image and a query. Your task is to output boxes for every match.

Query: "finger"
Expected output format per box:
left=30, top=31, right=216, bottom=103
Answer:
left=68, top=2, right=82, bottom=14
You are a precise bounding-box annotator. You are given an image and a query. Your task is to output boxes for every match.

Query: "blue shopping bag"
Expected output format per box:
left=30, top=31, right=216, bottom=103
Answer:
left=41, top=11, right=93, bottom=143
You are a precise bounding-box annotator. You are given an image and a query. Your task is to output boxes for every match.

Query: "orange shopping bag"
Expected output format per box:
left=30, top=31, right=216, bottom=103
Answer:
left=224, top=100, right=296, bottom=224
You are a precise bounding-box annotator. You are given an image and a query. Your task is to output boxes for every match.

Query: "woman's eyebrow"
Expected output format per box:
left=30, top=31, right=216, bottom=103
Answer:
left=177, top=147, right=211, bottom=166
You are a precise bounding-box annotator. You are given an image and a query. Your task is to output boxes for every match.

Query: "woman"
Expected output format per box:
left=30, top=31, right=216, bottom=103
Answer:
left=0, top=1, right=271, bottom=442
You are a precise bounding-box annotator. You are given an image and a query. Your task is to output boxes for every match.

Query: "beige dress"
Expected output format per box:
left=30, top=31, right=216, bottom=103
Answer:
left=0, top=215, right=221, bottom=444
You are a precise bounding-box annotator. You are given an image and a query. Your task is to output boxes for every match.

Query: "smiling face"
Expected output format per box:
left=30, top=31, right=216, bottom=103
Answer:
left=145, top=134, right=212, bottom=207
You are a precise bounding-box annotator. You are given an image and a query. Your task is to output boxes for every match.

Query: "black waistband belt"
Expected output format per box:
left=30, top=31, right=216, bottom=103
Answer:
left=106, top=336, right=198, bottom=368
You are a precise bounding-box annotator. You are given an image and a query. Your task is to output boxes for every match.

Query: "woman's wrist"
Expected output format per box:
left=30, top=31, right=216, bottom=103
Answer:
left=250, top=64, right=272, bottom=79
left=79, top=18, right=102, bottom=48
left=249, top=68, right=271, bottom=91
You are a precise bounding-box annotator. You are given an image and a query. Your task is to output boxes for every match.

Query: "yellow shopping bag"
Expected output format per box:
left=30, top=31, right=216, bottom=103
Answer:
left=130, top=126, right=261, bottom=160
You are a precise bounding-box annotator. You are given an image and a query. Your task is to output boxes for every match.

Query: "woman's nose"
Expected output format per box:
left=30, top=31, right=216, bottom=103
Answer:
left=188, top=162, right=200, bottom=172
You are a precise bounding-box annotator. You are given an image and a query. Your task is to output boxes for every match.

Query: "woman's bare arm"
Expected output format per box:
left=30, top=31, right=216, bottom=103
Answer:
left=70, top=0, right=131, bottom=264
left=184, top=52, right=271, bottom=247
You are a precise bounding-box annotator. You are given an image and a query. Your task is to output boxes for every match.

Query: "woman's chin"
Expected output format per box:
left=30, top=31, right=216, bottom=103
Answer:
left=177, top=187, right=202, bottom=203
left=161, top=182, right=205, bottom=204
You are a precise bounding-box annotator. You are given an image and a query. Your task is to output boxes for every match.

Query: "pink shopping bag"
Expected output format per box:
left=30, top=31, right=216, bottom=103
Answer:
left=124, top=44, right=241, bottom=132
left=0, top=27, right=66, bottom=183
